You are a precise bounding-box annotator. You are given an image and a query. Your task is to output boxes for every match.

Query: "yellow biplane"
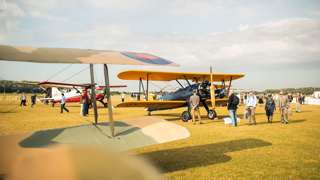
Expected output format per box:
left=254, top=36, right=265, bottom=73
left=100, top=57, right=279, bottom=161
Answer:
left=117, top=70, right=245, bottom=121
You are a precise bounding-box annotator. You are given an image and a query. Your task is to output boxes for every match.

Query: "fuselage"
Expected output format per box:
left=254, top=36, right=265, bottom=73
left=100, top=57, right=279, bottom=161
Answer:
left=147, top=83, right=226, bottom=111
left=45, top=87, right=105, bottom=104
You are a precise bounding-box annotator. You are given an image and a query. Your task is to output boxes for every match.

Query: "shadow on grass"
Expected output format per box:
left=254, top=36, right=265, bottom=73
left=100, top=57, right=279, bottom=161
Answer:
left=251, top=119, right=306, bottom=125
left=141, top=138, right=272, bottom=173
left=0, top=106, right=20, bottom=113
left=96, top=121, right=142, bottom=137
left=289, top=119, right=307, bottom=124
left=19, top=128, right=64, bottom=148
left=19, top=121, right=141, bottom=147
left=0, top=111, right=17, bottom=113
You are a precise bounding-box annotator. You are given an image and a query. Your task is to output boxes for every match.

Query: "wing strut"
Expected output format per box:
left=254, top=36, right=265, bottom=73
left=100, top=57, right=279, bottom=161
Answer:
left=183, top=75, right=192, bottom=87
left=89, top=64, right=98, bottom=124
left=146, top=73, right=149, bottom=101
left=138, top=78, right=141, bottom=101
left=103, top=64, right=114, bottom=137
left=138, top=78, right=145, bottom=101
left=210, top=66, right=216, bottom=109
left=227, top=77, right=233, bottom=96
left=140, top=78, right=145, bottom=98
left=176, top=79, right=184, bottom=88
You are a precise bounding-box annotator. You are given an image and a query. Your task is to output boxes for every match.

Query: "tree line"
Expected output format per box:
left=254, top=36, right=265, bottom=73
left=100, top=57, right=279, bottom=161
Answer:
left=0, top=80, right=43, bottom=93
left=0, top=80, right=319, bottom=95
left=264, top=87, right=320, bottom=95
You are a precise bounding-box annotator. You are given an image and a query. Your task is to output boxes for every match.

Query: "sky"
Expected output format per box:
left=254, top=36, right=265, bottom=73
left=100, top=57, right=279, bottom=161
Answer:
left=0, top=0, right=320, bottom=91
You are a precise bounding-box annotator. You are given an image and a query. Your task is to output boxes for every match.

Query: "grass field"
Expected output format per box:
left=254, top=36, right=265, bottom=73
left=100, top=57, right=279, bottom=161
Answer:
left=0, top=94, right=320, bottom=179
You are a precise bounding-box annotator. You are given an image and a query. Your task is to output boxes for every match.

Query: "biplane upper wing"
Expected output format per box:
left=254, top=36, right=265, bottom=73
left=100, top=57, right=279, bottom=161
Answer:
left=39, top=81, right=127, bottom=89
left=98, top=85, right=127, bottom=88
left=117, top=98, right=229, bottom=109
left=118, top=70, right=245, bottom=82
left=0, top=45, right=178, bottom=66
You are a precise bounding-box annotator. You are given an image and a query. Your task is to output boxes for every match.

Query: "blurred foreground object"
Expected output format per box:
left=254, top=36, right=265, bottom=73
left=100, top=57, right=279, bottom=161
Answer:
left=7, top=145, right=162, bottom=180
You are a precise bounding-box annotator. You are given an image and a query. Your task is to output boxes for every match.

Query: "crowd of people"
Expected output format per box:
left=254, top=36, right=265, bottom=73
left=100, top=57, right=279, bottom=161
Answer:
left=19, top=89, right=305, bottom=125
left=228, top=91, right=304, bottom=127
left=188, top=89, right=304, bottom=127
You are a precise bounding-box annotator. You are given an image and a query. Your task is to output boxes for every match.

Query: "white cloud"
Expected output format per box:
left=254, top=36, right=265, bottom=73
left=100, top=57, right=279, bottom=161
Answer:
left=310, top=10, right=320, bottom=17
left=168, top=0, right=216, bottom=17
left=1, top=1, right=320, bottom=70
left=57, top=18, right=320, bottom=68
left=86, top=0, right=147, bottom=10
left=29, top=11, right=68, bottom=22
left=0, top=1, right=25, bottom=42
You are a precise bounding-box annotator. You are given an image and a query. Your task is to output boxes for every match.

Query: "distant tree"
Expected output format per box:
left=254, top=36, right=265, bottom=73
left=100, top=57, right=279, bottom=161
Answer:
left=0, top=80, right=43, bottom=93
left=264, top=87, right=320, bottom=95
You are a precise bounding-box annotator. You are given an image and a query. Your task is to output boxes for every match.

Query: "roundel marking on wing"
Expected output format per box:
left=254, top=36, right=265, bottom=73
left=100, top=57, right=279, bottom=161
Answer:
left=120, top=52, right=172, bottom=65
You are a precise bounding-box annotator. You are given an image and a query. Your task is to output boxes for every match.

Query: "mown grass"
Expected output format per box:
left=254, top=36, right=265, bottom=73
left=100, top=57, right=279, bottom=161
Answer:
left=0, top=94, right=319, bottom=179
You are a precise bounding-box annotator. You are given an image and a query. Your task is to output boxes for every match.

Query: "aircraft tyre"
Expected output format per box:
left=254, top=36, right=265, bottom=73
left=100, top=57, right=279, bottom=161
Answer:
left=208, top=110, right=217, bottom=120
left=181, top=111, right=191, bottom=122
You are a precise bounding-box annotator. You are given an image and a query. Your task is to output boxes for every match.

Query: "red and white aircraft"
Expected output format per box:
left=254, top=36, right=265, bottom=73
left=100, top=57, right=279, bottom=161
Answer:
left=39, top=81, right=126, bottom=106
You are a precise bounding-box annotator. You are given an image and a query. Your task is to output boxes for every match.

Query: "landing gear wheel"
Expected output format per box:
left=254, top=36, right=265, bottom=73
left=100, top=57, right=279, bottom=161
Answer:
left=208, top=110, right=217, bottom=120
left=181, top=111, right=191, bottom=122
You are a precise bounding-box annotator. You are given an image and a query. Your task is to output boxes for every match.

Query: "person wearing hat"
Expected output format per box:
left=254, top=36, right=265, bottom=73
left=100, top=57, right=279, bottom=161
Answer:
left=279, top=91, right=289, bottom=124
left=189, top=89, right=201, bottom=124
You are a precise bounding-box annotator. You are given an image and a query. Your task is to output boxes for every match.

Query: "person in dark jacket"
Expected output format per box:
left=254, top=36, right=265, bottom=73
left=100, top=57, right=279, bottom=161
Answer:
left=31, top=94, right=37, bottom=107
left=265, top=94, right=276, bottom=123
left=227, top=90, right=240, bottom=127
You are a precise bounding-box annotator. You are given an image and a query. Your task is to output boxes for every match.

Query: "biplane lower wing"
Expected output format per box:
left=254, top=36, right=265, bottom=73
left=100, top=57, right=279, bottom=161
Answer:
left=117, top=98, right=229, bottom=111
left=117, top=101, right=187, bottom=110
left=206, top=98, right=229, bottom=105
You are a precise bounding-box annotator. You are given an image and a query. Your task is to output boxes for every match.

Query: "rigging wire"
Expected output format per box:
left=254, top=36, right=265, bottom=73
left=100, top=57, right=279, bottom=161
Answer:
left=62, top=66, right=89, bottom=82
left=149, top=81, right=176, bottom=92
left=46, top=64, right=73, bottom=81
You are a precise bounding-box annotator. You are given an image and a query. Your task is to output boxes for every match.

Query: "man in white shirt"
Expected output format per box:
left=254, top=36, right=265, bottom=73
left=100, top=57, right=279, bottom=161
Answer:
left=245, top=91, right=257, bottom=125
left=60, top=93, right=69, bottom=113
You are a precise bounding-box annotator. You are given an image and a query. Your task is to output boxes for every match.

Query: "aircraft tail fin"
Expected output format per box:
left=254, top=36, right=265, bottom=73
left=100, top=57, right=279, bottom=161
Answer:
left=51, top=87, right=61, bottom=98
